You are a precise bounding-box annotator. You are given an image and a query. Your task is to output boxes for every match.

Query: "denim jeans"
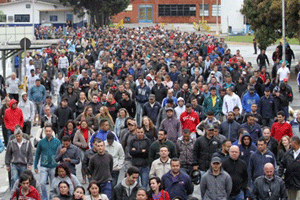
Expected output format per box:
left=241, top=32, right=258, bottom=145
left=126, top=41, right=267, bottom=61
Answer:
left=282, top=106, right=289, bottom=120
left=111, top=171, right=119, bottom=189
left=40, top=167, right=55, bottom=200
left=61, top=68, right=67, bottom=77
left=100, top=181, right=112, bottom=200
left=135, top=102, right=144, bottom=126
left=11, top=163, right=27, bottom=188
left=7, top=129, right=13, bottom=142
left=138, top=166, right=150, bottom=189
left=262, top=118, right=274, bottom=128
left=228, top=191, right=244, bottom=200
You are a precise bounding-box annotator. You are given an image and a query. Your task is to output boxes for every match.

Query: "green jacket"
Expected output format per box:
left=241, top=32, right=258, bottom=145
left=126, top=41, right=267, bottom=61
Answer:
left=34, top=136, right=61, bottom=169
left=203, top=95, right=223, bottom=116
left=149, top=139, right=177, bottom=163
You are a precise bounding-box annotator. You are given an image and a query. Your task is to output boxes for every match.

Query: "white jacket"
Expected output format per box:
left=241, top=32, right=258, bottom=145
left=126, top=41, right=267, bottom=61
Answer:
left=104, top=140, right=125, bottom=171
left=175, top=105, right=186, bottom=119
left=149, top=158, right=171, bottom=179
left=58, top=56, right=69, bottom=69
left=222, top=93, right=243, bottom=115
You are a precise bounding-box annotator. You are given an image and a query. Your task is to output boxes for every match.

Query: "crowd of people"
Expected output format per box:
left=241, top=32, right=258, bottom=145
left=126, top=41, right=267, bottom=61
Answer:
left=0, top=25, right=299, bottom=200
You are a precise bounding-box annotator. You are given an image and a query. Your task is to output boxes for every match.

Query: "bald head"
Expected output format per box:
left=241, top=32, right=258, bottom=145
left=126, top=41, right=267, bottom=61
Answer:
left=264, top=163, right=274, bottom=179
left=229, top=145, right=240, bottom=160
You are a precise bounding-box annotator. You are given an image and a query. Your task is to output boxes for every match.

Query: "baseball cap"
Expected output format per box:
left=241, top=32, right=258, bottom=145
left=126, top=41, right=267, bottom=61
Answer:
left=249, top=86, right=255, bottom=91
left=206, top=124, right=215, bottom=130
left=166, top=107, right=174, bottom=112
left=211, top=156, right=221, bottom=164
left=283, top=78, right=288, bottom=82
left=264, top=88, right=270, bottom=92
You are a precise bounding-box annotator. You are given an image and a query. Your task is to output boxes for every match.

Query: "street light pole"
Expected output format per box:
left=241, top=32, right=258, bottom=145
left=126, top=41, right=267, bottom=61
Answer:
left=282, top=0, right=286, bottom=64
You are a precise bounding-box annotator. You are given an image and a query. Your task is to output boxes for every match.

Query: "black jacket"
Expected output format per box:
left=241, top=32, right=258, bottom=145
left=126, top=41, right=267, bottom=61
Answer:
left=55, top=106, right=73, bottom=128
left=75, top=100, right=89, bottom=116
left=219, top=120, right=241, bottom=143
left=176, top=89, right=190, bottom=103
left=267, top=137, right=278, bottom=159
left=212, top=149, right=228, bottom=162
left=258, top=95, right=276, bottom=119
left=112, top=181, right=140, bottom=200
left=119, top=99, right=136, bottom=118
left=252, top=175, right=287, bottom=200
left=151, top=84, right=167, bottom=103
left=62, top=92, right=79, bottom=112
left=188, top=92, right=205, bottom=105
left=223, top=157, right=248, bottom=196
left=82, top=148, right=97, bottom=175
left=193, top=134, right=221, bottom=171
left=279, top=149, right=300, bottom=190
left=59, top=82, right=71, bottom=97
left=129, top=136, right=151, bottom=167
left=88, top=101, right=102, bottom=115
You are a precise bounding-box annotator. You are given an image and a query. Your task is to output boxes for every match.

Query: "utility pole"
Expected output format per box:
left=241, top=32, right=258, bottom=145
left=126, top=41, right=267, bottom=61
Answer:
left=282, top=0, right=286, bottom=64
left=216, top=0, right=219, bottom=35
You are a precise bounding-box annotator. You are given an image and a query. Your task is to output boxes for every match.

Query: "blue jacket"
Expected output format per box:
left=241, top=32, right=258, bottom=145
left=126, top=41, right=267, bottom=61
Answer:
left=162, top=170, right=194, bottom=200
left=29, top=85, right=46, bottom=103
left=90, top=129, right=119, bottom=148
left=209, top=53, right=219, bottom=62
left=258, top=95, right=276, bottom=119
left=34, top=136, right=61, bottom=169
left=242, top=92, right=260, bottom=113
left=248, top=149, right=277, bottom=182
left=162, top=96, right=178, bottom=107
left=168, top=71, right=180, bottom=83
left=135, top=85, right=150, bottom=103
left=297, top=71, right=300, bottom=86
left=142, top=102, right=161, bottom=124
left=241, top=122, right=262, bottom=143
left=238, top=133, right=257, bottom=167
left=217, top=46, right=225, bottom=56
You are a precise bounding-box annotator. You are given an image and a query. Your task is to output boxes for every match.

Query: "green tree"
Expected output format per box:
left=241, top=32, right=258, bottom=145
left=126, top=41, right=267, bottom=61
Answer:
left=241, top=0, right=300, bottom=50
left=60, top=0, right=130, bottom=27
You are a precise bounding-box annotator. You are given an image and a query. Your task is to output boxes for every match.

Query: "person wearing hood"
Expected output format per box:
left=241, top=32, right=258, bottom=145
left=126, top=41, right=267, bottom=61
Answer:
left=0, top=97, right=11, bottom=146
left=175, top=97, right=185, bottom=120
left=145, top=74, right=155, bottom=90
left=55, top=98, right=73, bottom=133
left=112, top=167, right=140, bottom=200
left=200, top=156, right=232, bottom=200
left=135, top=76, right=151, bottom=126
left=241, top=114, right=262, bottom=144
left=18, top=92, right=34, bottom=135
left=90, top=119, right=119, bottom=148
left=4, top=99, right=24, bottom=138
left=176, top=83, right=190, bottom=103
left=87, top=81, right=101, bottom=101
left=160, top=107, right=182, bottom=144
left=242, top=86, right=260, bottom=113
left=62, top=86, right=78, bottom=114
left=129, top=126, right=151, bottom=188
left=234, top=77, right=248, bottom=98
left=156, top=98, right=177, bottom=128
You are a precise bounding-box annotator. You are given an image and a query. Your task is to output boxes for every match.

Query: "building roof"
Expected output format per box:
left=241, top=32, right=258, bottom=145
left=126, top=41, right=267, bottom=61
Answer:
left=0, top=0, right=64, bottom=6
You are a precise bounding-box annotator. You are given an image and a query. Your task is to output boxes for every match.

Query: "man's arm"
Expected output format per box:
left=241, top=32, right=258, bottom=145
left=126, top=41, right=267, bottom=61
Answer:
left=69, top=147, right=81, bottom=165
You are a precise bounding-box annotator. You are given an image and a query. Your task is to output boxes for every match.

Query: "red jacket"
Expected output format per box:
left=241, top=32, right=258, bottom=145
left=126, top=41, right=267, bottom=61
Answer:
left=180, top=110, right=199, bottom=133
left=4, top=99, right=24, bottom=131
left=12, top=185, right=41, bottom=200
left=148, top=190, right=170, bottom=200
left=271, top=121, right=293, bottom=142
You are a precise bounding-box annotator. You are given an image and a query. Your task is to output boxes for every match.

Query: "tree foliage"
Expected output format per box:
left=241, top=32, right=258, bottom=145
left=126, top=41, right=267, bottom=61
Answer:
left=60, top=0, right=130, bottom=27
left=241, top=0, right=300, bottom=50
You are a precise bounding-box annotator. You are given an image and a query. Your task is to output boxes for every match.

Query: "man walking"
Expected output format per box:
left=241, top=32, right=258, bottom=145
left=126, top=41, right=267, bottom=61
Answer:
left=279, top=136, right=300, bottom=199
left=271, top=111, right=293, bottom=142
left=55, top=135, right=80, bottom=175
left=89, top=140, right=113, bottom=199
left=161, top=158, right=194, bottom=200
left=223, top=145, right=248, bottom=200
left=160, top=107, right=182, bottom=144
left=4, top=99, right=24, bottom=139
left=29, top=79, right=46, bottom=125
left=252, top=163, right=287, bottom=199
left=149, top=146, right=171, bottom=179
left=200, top=156, right=232, bottom=200
left=34, top=124, right=61, bottom=200
left=18, top=92, right=34, bottom=135
left=135, top=76, right=150, bottom=125
left=5, top=127, right=33, bottom=188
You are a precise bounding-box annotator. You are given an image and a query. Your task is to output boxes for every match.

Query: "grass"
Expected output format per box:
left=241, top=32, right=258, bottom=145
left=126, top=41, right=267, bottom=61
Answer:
left=225, top=35, right=300, bottom=45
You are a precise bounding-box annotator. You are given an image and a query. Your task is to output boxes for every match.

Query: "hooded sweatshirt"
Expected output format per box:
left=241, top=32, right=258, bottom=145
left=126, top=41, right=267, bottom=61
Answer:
left=175, top=97, right=186, bottom=119
left=18, top=92, right=35, bottom=122
left=112, top=178, right=140, bottom=200
left=90, top=129, right=119, bottom=148
left=238, top=132, right=257, bottom=167
left=4, top=99, right=24, bottom=131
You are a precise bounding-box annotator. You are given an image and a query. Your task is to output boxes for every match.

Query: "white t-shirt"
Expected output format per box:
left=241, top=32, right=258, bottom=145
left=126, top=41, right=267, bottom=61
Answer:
left=6, top=78, right=20, bottom=94
left=277, top=67, right=290, bottom=81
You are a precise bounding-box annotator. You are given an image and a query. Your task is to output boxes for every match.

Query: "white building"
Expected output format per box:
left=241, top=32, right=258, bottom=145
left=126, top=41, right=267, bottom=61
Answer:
left=221, top=0, right=245, bottom=34
left=0, top=0, right=88, bottom=28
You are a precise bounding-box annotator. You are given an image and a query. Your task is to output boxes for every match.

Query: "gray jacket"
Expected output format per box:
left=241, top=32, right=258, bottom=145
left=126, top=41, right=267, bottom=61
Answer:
left=55, top=144, right=80, bottom=174
left=18, top=97, right=35, bottom=122
left=160, top=116, right=182, bottom=144
left=50, top=174, right=81, bottom=199
left=5, top=138, right=33, bottom=166
left=200, top=168, right=232, bottom=200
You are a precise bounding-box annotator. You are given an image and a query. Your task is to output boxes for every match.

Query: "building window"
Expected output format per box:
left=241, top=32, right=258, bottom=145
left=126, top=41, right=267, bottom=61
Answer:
left=50, top=15, right=58, bottom=22
left=26, top=4, right=31, bottom=9
left=14, top=14, right=30, bottom=22
left=199, top=4, right=209, bottom=16
left=125, top=4, right=133, bottom=11
left=0, top=14, right=6, bottom=22
left=212, top=5, right=221, bottom=16
left=158, top=4, right=196, bottom=16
